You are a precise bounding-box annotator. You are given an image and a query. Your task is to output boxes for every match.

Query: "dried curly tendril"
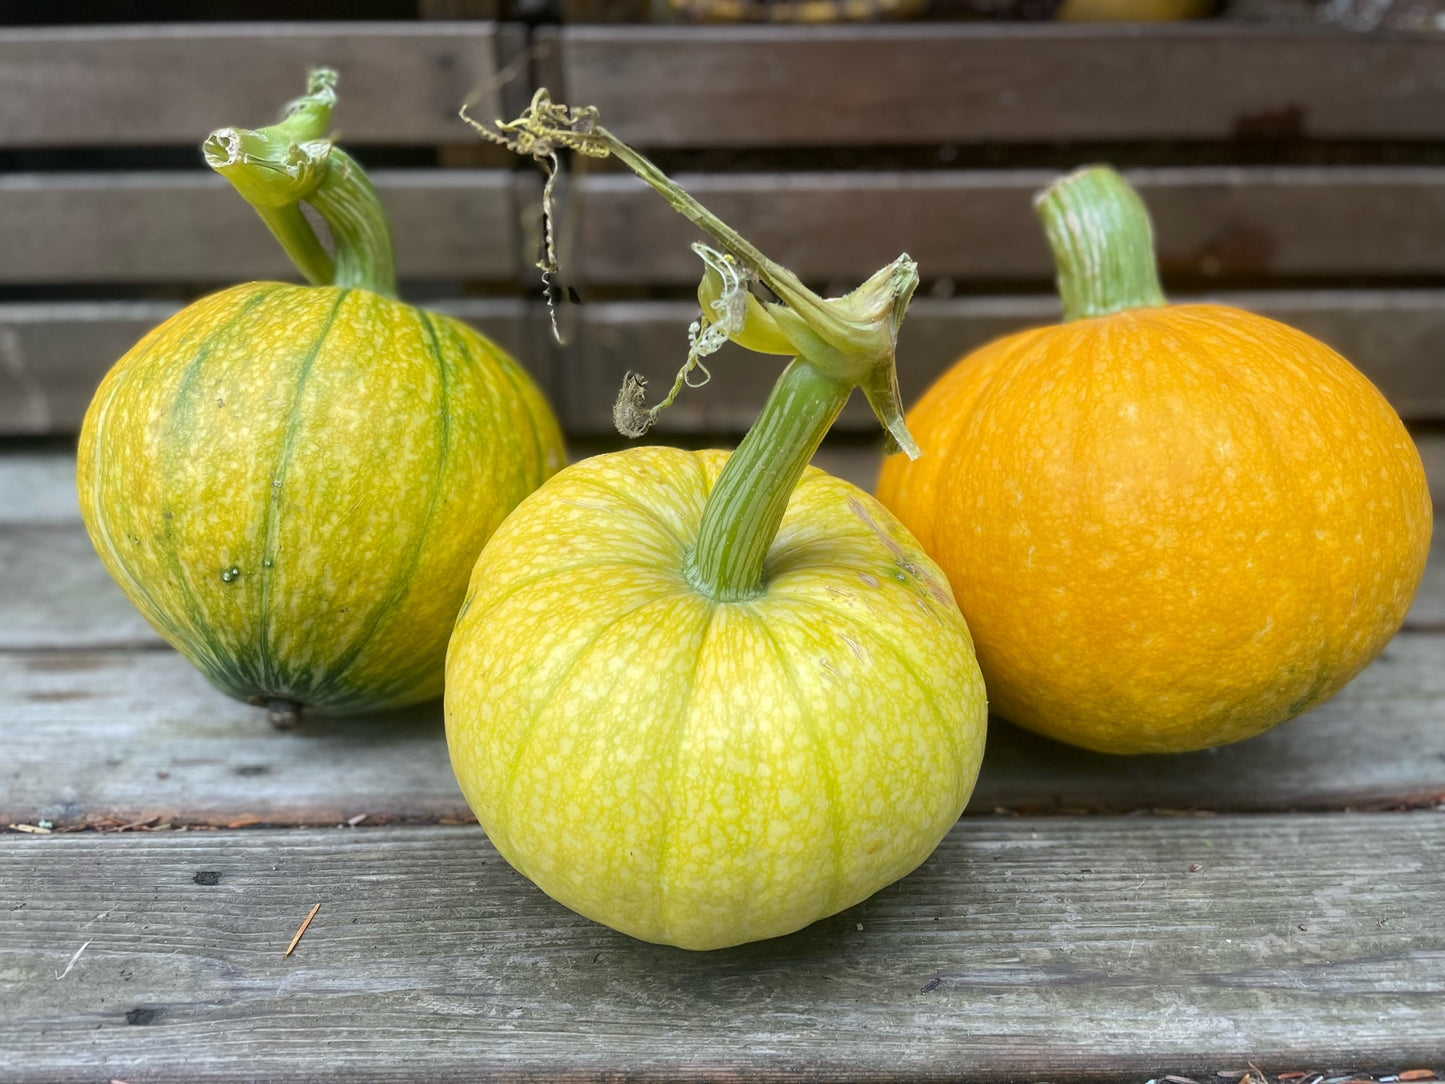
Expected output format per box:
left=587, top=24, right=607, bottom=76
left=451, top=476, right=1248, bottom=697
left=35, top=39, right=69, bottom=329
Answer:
left=460, top=89, right=609, bottom=341
left=464, top=88, right=921, bottom=456
left=613, top=244, right=752, bottom=437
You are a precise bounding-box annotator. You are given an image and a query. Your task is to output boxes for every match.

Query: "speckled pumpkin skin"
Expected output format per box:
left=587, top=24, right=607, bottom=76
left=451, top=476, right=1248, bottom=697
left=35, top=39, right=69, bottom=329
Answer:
left=877, top=304, right=1433, bottom=754
left=78, top=282, right=564, bottom=714
left=445, top=447, right=987, bottom=950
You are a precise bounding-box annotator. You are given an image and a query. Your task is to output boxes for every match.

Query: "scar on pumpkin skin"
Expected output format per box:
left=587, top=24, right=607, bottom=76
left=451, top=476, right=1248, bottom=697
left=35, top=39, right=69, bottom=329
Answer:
left=847, top=496, right=953, bottom=609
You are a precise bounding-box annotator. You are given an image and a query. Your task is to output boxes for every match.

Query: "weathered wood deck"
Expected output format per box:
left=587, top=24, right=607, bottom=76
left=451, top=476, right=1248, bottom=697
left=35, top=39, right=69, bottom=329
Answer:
left=3, top=12, right=1444, bottom=1082
left=4, top=449, right=1443, bottom=1080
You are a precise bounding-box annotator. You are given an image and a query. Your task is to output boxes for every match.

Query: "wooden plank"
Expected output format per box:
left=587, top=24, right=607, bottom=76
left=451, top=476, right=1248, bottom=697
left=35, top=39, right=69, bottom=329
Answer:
left=7, top=439, right=1439, bottom=642
left=0, top=23, right=511, bottom=147
left=0, top=526, right=158, bottom=652
left=551, top=24, right=1445, bottom=146
left=556, top=294, right=1445, bottom=434
left=811, top=435, right=1445, bottom=526
left=0, top=447, right=1440, bottom=821
left=2, top=624, right=1441, bottom=826
left=0, top=171, right=529, bottom=286
left=12, top=167, right=1445, bottom=288
left=0, top=454, right=81, bottom=526
left=1423, top=432, right=1445, bottom=511
left=570, top=167, right=1445, bottom=284
left=2, top=817, right=1442, bottom=1079
left=6, top=289, right=1444, bottom=436
left=0, top=297, right=548, bottom=436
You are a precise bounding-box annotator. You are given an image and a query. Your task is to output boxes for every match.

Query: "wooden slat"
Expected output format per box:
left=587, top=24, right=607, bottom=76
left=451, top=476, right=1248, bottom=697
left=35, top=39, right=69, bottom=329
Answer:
left=3, top=817, right=1443, bottom=1079
left=571, top=167, right=1445, bottom=284
left=12, top=168, right=1445, bottom=288
left=2, top=443, right=1440, bottom=826
left=556, top=293, right=1445, bottom=434
left=0, top=298, right=548, bottom=436
left=0, top=23, right=514, bottom=147
left=0, top=527, right=157, bottom=653
left=0, top=454, right=81, bottom=526
left=0, top=171, right=530, bottom=285
left=1423, top=432, right=1445, bottom=510
left=2, top=633, right=1442, bottom=828
left=816, top=433, right=1445, bottom=531
left=550, top=24, right=1445, bottom=147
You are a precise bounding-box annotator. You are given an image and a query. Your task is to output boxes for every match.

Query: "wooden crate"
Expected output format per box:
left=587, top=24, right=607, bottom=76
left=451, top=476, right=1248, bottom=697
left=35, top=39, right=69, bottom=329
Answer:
left=2, top=13, right=1442, bottom=1081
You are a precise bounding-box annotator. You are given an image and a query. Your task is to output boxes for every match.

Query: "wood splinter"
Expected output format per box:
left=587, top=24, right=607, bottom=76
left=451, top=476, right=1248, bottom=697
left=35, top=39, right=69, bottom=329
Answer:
left=283, top=903, right=321, bottom=957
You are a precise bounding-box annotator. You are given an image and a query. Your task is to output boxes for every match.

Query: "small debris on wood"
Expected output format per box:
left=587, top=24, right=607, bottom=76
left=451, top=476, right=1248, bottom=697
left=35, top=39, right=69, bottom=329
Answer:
left=1188, top=863, right=1202, bottom=873
left=1298, top=923, right=1308, bottom=931
left=112, top=816, right=160, bottom=833
left=1165, top=1076, right=1200, bottom=1084
left=55, top=939, right=92, bottom=979
left=193, top=871, right=222, bottom=886
left=920, top=977, right=941, bottom=992
left=8, top=823, right=52, bottom=834
left=346, top=813, right=368, bottom=826
left=284, top=903, right=322, bottom=957
left=1398, top=1073, right=1439, bottom=1082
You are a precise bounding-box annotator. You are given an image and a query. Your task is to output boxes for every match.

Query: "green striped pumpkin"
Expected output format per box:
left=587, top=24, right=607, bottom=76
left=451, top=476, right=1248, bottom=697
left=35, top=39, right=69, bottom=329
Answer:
left=79, top=282, right=563, bottom=717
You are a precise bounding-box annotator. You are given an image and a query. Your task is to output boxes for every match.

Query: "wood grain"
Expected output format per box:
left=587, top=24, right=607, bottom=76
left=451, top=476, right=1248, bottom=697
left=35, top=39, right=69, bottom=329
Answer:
left=6, top=288, right=1445, bottom=435
left=0, top=298, right=548, bottom=436
left=0, top=171, right=528, bottom=286
left=0, top=454, right=81, bottom=526
left=12, top=168, right=1445, bottom=287
left=2, top=625, right=1441, bottom=827
left=554, top=294, right=1445, bottom=433
left=0, top=23, right=512, bottom=147
left=2, top=817, right=1442, bottom=1080
left=6, top=450, right=1441, bottom=640
left=570, top=167, right=1445, bottom=284
left=550, top=24, right=1445, bottom=146
left=3, top=438, right=1438, bottom=825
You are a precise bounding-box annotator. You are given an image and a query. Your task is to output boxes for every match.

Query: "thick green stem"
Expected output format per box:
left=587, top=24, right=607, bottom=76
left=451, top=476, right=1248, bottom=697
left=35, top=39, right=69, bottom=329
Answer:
left=1035, top=165, right=1166, bottom=322
left=687, top=359, right=850, bottom=602
left=203, top=69, right=398, bottom=298
left=478, top=90, right=922, bottom=601
left=306, top=149, right=397, bottom=296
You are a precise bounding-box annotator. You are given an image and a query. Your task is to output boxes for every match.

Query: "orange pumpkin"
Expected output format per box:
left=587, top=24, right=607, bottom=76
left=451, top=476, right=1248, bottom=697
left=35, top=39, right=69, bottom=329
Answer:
left=877, top=166, right=1432, bottom=754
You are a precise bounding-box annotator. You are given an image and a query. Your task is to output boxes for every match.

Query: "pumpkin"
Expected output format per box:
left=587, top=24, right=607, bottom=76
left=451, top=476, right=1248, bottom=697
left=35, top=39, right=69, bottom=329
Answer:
left=877, top=166, right=1432, bottom=754
left=446, top=93, right=987, bottom=950
left=76, top=71, right=564, bottom=725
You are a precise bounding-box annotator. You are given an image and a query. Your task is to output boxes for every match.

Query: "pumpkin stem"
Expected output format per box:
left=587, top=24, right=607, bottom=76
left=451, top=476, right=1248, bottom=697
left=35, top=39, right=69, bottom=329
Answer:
left=266, top=697, right=304, bottom=731
left=472, top=89, right=921, bottom=601
left=684, top=358, right=851, bottom=602
left=203, top=68, right=399, bottom=299
left=1035, top=165, right=1166, bottom=322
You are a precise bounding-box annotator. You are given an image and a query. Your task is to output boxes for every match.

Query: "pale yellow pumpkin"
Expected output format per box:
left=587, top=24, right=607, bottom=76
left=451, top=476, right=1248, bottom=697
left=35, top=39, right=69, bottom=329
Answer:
left=446, top=448, right=986, bottom=950
left=446, top=94, right=985, bottom=949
